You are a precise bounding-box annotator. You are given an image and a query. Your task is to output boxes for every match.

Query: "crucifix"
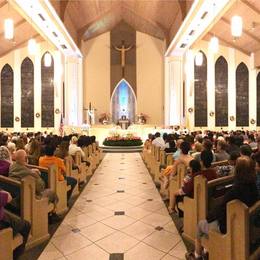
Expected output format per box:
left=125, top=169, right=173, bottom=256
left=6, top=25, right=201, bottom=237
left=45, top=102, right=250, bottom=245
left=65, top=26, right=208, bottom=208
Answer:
left=83, top=102, right=96, bottom=125
left=113, top=40, right=133, bottom=77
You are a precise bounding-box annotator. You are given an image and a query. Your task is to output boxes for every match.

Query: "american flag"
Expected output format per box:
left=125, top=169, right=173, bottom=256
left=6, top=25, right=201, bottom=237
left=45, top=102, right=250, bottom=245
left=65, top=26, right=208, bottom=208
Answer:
left=59, top=114, right=64, bottom=137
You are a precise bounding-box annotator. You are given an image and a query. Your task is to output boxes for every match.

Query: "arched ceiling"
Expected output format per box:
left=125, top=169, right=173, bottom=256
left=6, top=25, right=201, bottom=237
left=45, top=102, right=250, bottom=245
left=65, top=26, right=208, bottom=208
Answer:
left=50, top=0, right=193, bottom=46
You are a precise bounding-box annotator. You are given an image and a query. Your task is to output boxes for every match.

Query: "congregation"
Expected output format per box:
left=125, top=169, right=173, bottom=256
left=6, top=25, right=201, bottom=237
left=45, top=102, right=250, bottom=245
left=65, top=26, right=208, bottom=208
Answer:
left=143, top=130, right=260, bottom=260
left=0, top=132, right=101, bottom=259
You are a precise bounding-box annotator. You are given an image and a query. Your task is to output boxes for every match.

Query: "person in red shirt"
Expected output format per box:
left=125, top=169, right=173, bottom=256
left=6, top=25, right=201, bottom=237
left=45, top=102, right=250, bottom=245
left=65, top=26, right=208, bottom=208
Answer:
left=168, top=150, right=217, bottom=214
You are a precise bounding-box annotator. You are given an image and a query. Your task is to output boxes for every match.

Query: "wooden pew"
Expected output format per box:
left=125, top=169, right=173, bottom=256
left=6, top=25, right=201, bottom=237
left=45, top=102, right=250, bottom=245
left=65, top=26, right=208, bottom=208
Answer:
left=151, top=146, right=161, bottom=178
left=182, top=174, right=234, bottom=243
left=83, top=146, right=93, bottom=176
left=169, top=163, right=187, bottom=209
left=0, top=175, right=50, bottom=248
left=93, top=142, right=102, bottom=164
left=88, top=144, right=97, bottom=170
left=0, top=227, right=23, bottom=260
left=64, top=156, right=80, bottom=196
left=202, top=200, right=260, bottom=260
left=27, top=165, right=68, bottom=215
left=74, top=152, right=87, bottom=183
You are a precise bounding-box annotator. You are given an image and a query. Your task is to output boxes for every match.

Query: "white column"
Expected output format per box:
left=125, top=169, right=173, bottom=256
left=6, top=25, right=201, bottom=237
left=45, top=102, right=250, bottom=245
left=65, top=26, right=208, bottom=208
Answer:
left=65, top=56, right=83, bottom=126
left=164, top=56, right=183, bottom=126
left=249, top=53, right=257, bottom=130
left=228, top=48, right=236, bottom=130
left=207, top=49, right=215, bottom=129
left=13, top=49, right=21, bottom=130
left=34, top=48, right=41, bottom=131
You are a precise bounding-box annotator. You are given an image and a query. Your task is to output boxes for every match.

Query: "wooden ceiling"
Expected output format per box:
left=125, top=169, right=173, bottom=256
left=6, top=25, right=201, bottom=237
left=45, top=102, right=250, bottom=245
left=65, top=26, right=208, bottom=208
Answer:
left=203, top=0, right=260, bottom=55
left=0, top=0, right=43, bottom=58
left=51, top=0, right=193, bottom=45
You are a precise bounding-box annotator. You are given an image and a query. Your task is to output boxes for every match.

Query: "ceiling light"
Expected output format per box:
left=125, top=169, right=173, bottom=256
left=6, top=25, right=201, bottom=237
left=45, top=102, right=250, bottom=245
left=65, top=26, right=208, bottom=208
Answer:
left=28, top=38, right=37, bottom=55
left=209, top=36, right=219, bottom=53
left=4, top=19, right=14, bottom=40
left=231, top=16, right=242, bottom=37
left=44, top=52, right=52, bottom=67
left=195, top=52, right=203, bottom=66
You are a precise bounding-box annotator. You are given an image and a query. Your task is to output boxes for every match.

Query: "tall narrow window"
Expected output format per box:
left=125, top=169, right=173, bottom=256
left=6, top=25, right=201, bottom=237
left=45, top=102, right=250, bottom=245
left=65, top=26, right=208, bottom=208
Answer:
left=41, top=52, right=54, bottom=127
left=1, top=64, right=14, bottom=127
left=194, top=51, right=207, bottom=127
left=215, top=56, right=228, bottom=126
left=21, top=57, right=34, bottom=127
left=236, top=62, right=249, bottom=126
left=257, top=72, right=260, bottom=126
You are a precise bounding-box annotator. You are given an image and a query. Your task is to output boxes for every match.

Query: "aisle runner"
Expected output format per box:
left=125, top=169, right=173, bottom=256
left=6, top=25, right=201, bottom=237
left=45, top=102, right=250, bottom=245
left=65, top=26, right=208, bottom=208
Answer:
left=39, top=153, right=186, bottom=260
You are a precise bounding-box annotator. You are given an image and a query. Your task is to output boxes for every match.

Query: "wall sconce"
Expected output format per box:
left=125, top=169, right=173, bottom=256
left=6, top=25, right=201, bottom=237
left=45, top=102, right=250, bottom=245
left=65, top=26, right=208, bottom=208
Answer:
left=188, top=107, right=193, bottom=113
left=209, top=111, right=215, bottom=117
left=55, top=108, right=60, bottom=114
left=250, top=119, right=256, bottom=125
left=35, top=112, right=40, bottom=118
left=230, top=116, right=235, bottom=121
left=15, top=116, right=20, bottom=122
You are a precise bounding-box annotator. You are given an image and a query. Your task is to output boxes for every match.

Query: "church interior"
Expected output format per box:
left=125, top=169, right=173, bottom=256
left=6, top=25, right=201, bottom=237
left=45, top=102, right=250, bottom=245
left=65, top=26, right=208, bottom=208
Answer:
left=0, top=0, right=260, bottom=259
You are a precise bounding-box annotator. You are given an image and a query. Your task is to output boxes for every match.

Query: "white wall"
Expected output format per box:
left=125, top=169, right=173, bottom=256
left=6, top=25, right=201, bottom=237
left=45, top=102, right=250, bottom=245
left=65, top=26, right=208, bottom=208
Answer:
left=136, top=32, right=165, bottom=125
left=0, top=43, right=64, bottom=132
left=183, top=40, right=259, bottom=130
left=81, top=31, right=165, bottom=126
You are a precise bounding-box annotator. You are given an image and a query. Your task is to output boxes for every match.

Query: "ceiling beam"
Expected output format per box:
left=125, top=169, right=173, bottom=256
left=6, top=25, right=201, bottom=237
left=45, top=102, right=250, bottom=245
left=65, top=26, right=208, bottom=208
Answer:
left=241, top=0, right=260, bottom=16
left=60, top=0, right=69, bottom=21
left=221, top=17, right=260, bottom=45
left=208, top=32, right=250, bottom=55
left=178, top=0, right=187, bottom=20
left=0, top=0, right=7, bottom=9
left=0, top=33, right=41, bottom=58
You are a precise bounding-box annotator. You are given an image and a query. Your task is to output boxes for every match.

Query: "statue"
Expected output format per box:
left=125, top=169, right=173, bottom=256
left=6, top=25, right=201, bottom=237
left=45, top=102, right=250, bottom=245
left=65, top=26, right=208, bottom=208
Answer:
left=113, top=40, right=133, bottom=77
left=83, top=102, right=96, bottom=125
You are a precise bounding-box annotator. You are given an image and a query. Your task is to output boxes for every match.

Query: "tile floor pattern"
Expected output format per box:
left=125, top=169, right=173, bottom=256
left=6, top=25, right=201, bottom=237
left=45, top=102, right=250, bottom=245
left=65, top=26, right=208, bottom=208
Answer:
left=39, top=153, right=186, bottom=260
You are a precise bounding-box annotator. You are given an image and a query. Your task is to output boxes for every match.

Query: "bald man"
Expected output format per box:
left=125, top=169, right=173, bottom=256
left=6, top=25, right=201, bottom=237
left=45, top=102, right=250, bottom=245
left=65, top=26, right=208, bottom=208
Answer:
left=9, top=149, right=45, bottom=196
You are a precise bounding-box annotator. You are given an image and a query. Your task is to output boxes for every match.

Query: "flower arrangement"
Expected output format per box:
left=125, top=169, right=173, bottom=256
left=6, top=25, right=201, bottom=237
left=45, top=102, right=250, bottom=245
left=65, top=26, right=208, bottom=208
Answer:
left=103, top=131, right=143, bottom=146
left=99, top=113, right=110, bottom=124
left=137, top=113, right=149, bottom=124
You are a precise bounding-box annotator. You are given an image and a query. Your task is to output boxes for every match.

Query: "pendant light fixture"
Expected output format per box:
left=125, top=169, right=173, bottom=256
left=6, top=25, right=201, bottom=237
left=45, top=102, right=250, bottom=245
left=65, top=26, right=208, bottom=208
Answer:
left=44, top=52, right=52, bottom=67
left=4, top=18, right=14, bottom=40
left=28, top=38, right=37, bottom=55
left=195, top=51, right=203, bottom=66
left=231, top=15, right=243, bottom=38
left=209, top=36, right=219, bottom=53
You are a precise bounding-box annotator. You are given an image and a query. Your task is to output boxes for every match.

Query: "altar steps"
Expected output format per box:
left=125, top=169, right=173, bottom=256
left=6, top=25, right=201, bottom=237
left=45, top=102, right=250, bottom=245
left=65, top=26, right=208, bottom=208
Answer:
left=101, top=145, right=143, bottom=153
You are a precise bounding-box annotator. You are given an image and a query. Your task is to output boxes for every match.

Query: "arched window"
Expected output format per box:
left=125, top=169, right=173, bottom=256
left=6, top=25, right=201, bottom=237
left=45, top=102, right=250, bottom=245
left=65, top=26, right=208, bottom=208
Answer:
left=194, top=51, right=207, bottom=127
left=111, top=79, right=136, bottom=124
left=257, top=72, right=260, bottom=126
left=41, top=52, right=54, bottom=127
left=236, top=62, right=249, bottom=126
left=21, top=57, right=34, bottom=127
left=215, top=56, right=228, bottom=126
left=1, top=64, right=14, bottom=127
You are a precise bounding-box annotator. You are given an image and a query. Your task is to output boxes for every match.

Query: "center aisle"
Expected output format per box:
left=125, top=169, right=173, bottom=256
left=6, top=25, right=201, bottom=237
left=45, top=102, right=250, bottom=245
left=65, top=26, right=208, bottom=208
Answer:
left=39, top=153, right=186, bottom=260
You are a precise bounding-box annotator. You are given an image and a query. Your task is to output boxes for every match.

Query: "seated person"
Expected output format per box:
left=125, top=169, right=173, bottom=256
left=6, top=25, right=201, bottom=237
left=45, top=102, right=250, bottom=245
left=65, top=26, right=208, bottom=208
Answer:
left=172, top=139, right=184, bottom=160
left=186, top=157, right=258, bottom=260
left=216, top=151, right=240, bottom=177
left=252, top=152, right=260, bottom=199
left=164, top=135, right=177, bottom=153
left=0, top=146, right=12, bottom=176
left=215, top=140, right=230, bottom=161
left=152, top=132, right=166, bottom=149
left=39, top=145, right=77, bottom=201
left=69, top=136, right=86, bottom=161
left=240, top=144, right=253, bottom=158
left=9, top=150, right=58, bottom=206
left=168, top=150, right=217, bottom=214
left=168, top=159, right=201, bottom=214
left=194, top=139, right=216, bottom=162
left=0, top=190, right=31, bottom=260
left=191, top=142, right=203, bottom=159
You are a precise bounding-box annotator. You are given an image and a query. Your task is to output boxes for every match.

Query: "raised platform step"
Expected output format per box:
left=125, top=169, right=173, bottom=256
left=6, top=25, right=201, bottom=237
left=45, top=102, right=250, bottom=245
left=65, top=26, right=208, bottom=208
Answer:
left=101, top=145, right=143, bottom=153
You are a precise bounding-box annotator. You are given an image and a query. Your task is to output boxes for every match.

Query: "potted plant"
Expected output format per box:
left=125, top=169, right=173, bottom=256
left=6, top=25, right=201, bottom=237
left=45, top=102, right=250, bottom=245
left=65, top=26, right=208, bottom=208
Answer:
left=137, top=113, right=149, bottom=124
left=99, top=113, right=110, bottom=124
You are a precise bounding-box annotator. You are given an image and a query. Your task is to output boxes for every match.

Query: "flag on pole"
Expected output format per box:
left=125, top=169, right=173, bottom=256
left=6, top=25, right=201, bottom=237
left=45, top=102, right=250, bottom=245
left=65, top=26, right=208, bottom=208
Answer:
left=59, top=114, right=64, bottom=137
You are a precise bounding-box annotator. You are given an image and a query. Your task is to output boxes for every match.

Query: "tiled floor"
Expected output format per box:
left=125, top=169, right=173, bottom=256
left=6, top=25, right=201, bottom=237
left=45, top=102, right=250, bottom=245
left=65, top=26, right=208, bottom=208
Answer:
left=39, top=153, right=186, bottom=260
